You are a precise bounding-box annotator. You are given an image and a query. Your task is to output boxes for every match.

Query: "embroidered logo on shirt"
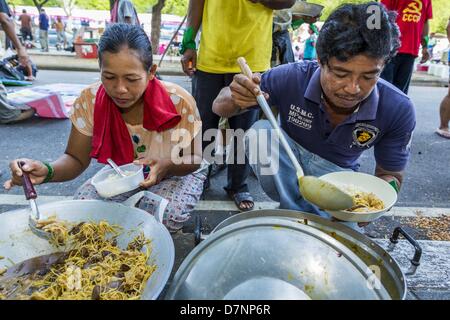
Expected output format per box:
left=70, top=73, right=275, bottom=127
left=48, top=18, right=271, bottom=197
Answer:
left=351, top=123, right=379, bottom=148
left=287, top=104, right=314, bottom=130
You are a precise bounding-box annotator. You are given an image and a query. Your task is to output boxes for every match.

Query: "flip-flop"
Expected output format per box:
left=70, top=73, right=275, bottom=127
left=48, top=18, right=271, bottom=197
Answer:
left=226, top=190, right=254, bottom=212
left=435, top=128, right=450, bottom=139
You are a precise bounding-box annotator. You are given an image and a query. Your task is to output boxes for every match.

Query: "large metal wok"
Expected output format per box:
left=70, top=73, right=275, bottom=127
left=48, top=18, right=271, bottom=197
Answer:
left=0, top=191, right=174, bottom=300
left=166, top=210, right=422, bottom=300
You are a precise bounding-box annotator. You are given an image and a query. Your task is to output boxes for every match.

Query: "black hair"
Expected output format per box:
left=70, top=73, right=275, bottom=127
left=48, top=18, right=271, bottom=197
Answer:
left=316, top=2, right=400, bottom=65
left=98, top=23, right=153, bottom=71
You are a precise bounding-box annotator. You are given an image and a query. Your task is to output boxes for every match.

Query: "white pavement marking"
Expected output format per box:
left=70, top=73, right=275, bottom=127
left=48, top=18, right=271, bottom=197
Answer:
left=0, top=194, right=449, bottom=217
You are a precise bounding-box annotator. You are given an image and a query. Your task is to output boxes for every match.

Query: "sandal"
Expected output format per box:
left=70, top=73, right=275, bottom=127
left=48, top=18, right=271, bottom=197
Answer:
left=435, top=128, right=450, bottom=139
left=226, top=189, right=254, bottom=212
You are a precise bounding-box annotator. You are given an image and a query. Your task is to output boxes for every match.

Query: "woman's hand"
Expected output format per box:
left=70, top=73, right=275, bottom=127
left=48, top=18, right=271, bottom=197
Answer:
left=134, top=157, right=173, bottom=188
left=229, top=72, right=269, bottom=109
left=3, top=159, right=48, bottom=190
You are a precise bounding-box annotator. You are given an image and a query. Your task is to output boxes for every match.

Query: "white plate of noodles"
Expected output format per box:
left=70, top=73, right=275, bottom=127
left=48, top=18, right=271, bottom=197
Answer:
left=319, top=171, right=398, bottom=223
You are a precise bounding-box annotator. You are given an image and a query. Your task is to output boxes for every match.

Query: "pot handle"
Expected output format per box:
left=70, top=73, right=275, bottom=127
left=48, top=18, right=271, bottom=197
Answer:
left=122, top=191, right=168, bottom=224
left=387, top=226, right=422, bottom=276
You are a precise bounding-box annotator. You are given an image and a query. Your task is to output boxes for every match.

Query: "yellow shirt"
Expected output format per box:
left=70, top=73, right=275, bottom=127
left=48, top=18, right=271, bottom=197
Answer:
left=197, top=0, right=273, bottom=74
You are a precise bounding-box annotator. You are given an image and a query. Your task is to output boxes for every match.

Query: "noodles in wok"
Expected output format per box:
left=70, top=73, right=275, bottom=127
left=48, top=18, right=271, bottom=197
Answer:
left=0, top=219, right=156, bottom=300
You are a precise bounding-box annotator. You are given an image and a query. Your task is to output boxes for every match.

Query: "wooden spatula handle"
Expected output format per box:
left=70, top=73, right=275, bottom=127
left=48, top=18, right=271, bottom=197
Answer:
left=18, top=161, right=37, bottom=200
left=237, top=57, right=256, bottom=82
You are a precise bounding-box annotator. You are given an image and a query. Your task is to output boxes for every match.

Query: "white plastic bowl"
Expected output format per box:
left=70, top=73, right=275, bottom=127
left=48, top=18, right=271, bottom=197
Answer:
left=319, top=171, right=398, bottom=223
left=91, top=163, right=144, bottom=198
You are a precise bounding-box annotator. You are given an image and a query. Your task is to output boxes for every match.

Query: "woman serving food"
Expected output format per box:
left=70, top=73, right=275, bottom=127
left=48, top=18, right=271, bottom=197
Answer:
left=4, top=24, right=206, bottom=232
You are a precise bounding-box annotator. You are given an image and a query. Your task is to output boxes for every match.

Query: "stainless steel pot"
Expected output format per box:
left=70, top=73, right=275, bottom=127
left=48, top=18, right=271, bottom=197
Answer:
left=166, top=210, right=422, bottom=300
left=0, top=191, right=174, bottom=300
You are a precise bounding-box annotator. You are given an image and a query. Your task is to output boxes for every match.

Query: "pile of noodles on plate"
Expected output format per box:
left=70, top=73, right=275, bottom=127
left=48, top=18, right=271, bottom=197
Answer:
left=346, top=189, right=385, bottom=213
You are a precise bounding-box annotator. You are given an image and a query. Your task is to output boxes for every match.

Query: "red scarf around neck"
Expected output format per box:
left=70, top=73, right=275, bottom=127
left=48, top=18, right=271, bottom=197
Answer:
left=90, top=78, right=181, bottom=165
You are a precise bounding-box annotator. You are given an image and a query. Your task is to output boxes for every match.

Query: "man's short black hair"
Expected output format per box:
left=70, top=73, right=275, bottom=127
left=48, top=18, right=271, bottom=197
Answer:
left=316, top=2, right=400, bottom=65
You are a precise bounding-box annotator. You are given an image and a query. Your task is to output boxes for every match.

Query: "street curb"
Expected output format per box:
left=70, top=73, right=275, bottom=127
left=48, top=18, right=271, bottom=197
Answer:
left=29, top=53, right=185, bottom=76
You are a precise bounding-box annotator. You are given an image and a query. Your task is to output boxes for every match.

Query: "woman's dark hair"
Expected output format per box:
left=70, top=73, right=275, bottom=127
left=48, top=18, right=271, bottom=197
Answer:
left=316, top=2, right=400, bottom=65
left=98, top=23, right=153, bottom=70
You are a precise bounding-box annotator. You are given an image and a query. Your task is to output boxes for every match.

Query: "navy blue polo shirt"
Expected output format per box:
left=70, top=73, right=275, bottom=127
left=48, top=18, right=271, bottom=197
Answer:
left=260, top=61, right=416, bottom=171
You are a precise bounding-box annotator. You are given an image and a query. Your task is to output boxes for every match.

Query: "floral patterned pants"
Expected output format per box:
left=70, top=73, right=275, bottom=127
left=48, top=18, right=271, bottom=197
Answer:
left=73, top=171, right=207, bottom=232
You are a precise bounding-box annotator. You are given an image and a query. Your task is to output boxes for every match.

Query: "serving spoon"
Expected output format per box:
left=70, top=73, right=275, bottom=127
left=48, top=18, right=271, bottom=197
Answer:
left=237, top=57, right=354, bottom=210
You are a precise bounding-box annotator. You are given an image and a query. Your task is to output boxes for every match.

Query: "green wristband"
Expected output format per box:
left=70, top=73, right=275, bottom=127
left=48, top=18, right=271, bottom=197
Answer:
left=291, top=18, right=304, bottom=30
left=310, top=23, right=319, bottom=35
left=180, top=27, right=197, bottom=54
left=388, top=179, right=399, bottom=194
left=42, top=162, right=54, bottom=183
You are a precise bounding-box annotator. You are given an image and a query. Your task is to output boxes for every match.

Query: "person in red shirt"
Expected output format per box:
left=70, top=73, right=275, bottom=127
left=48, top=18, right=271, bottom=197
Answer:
left=380, top=0, right=432, bottom=94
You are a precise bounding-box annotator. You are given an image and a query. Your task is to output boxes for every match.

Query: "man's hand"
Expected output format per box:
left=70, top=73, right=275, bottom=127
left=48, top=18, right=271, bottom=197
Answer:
left=181, top=48, right=197, bottom=77
left=420, top=48, right=430, bottom=63
left=229, top=73, right=269, bottom=109
left=17, top=47, right=33, bottom=78
left=134, top=157, right=173, bottom=188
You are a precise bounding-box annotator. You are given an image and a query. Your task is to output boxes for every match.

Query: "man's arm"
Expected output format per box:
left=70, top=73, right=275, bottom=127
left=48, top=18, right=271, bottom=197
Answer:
left=420, top=20, right=430, bottom=63
left=421, top=20, right=430, bottom=48
left=213, top=87, right=244, bottom=118
left=0, top=12, right=31, bottom=75
left=186, top=0, right=204, bottom=36
left=180, top=0, right=205, bottom=76
left=249, top=0, right=295, bottom=10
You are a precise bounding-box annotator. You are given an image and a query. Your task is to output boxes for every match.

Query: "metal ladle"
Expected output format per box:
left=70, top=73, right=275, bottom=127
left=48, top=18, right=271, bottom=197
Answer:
left=18, top=161, right=51, bottom=240
left=107, top=158, right=127, bottom=178
left=237, top=57, right=354, bottom=210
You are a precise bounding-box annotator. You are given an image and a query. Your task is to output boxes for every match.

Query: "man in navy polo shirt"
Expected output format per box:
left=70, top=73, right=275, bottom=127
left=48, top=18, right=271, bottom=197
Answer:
left=213, top=2, right=415, bottom=227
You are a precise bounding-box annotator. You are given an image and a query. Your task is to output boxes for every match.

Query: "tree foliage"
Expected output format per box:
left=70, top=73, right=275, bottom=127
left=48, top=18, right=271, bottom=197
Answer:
left=162, top=0, right=188, bottom=17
